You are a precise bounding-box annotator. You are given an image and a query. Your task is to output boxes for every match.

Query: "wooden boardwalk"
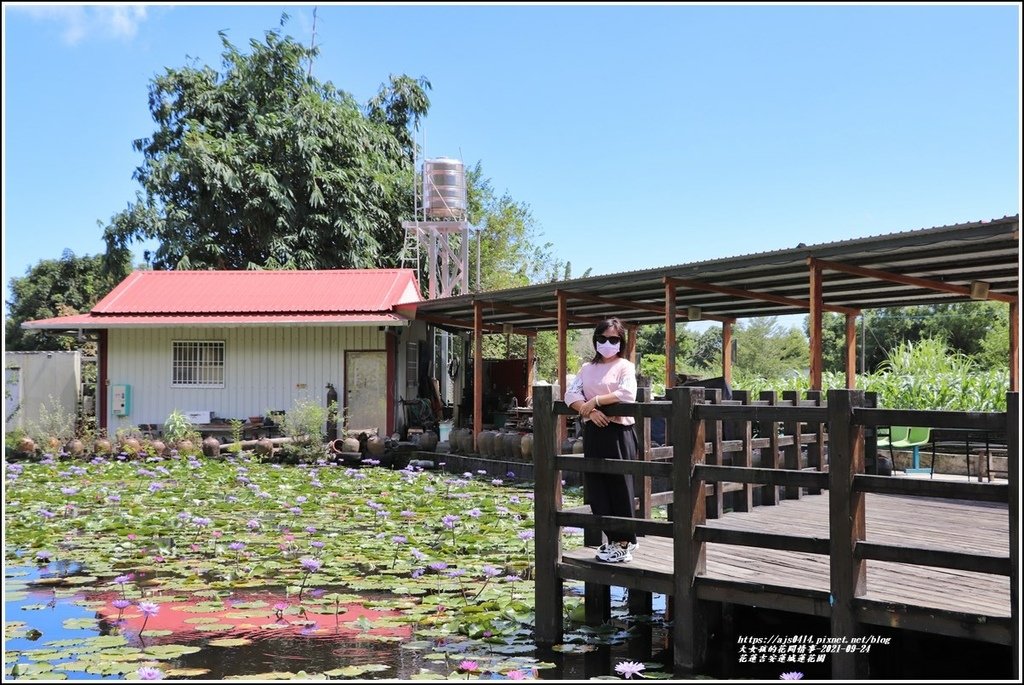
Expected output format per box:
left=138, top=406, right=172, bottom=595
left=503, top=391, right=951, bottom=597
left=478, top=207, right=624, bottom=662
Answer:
left=531, top=386, right=1019, bottom=680
left=561, top=491, right=1011, bottom=631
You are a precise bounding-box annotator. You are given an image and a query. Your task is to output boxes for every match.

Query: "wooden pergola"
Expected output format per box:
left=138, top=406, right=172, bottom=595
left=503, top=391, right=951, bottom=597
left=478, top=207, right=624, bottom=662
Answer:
left=406, top=216, right=1020, bottom=448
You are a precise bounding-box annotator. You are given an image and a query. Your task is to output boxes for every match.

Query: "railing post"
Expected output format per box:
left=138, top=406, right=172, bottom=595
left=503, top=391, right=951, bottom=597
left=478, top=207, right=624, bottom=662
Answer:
left=1008, top=391, right=1019, bottom=681
left=532, top=385, right=563, bottom=644
left=805, top=390, right=825, bottom=496
left=782, top=390, right=803, bottom=500
left=707, top=388, right=725, bottom=518
left=629, top=387, right=654, bottom=617
left=759, top=391, right=781, bottom=505
left=733, top=389, right=754, bottom=512
left=826, top=388, right=868, bottom=679
left=670, top=386, right=707, bottom=675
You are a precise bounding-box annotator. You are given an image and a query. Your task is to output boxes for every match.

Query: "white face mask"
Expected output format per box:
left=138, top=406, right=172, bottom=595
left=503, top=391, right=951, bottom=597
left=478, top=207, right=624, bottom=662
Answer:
left=596, top=341, right=620, bottom=358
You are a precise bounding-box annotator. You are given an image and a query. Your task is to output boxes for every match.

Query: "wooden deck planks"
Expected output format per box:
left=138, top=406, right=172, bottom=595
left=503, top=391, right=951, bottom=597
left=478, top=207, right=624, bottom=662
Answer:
left=560, top=490, right=1011, bottom=622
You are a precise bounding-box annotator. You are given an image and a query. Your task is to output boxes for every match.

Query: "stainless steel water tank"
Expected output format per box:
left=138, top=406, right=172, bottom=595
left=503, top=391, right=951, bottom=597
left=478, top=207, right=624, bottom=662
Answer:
left=422, top=157, right=467, bottom=219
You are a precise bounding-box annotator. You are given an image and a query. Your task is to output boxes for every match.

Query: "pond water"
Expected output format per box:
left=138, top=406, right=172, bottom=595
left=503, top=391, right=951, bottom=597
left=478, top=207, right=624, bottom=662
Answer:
left=5, top=563, right=679, bottom=681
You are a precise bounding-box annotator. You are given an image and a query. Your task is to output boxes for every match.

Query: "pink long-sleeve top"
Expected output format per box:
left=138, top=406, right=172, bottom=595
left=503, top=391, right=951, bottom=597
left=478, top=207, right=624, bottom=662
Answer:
left=563, top=357, right=637, bottom=426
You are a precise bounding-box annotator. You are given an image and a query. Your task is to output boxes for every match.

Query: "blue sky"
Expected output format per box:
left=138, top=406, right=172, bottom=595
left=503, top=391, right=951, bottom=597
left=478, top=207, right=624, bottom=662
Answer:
left=2, top=3, right=1021, bottom=320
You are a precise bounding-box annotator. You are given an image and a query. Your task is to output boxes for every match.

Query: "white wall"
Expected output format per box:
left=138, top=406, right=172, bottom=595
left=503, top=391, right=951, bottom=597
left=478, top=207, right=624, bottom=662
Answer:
left=104, top=326, right=390, bottom=431
left=5, top=351, right=81, bottom=433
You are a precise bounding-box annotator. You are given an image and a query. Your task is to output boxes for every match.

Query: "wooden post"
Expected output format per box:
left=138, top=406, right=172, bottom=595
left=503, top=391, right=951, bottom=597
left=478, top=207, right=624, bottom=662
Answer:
left=736, top=391, right=754, bottom=512
left=629, top=387, right=654, bottom=617
left=809, top=260, right=824, bottom=391
left=722, top=321, right=733, bottom=386
left=473, top=301, right=484, bottom=453
left=706, top=388, right=725, bottom=519
left=805, top=390, right=825, bottom=496
left=826, top=389, right=868, bottom=680
left=1010, top=301, right=1019, bottom=392
left=845, top=312, right=857, bottom=389
left=670, top=386, right=707, bottom=675
left=557, top=291, right=569, bottom=452
left=1008, top=391, right=1019, bottom=680
left=665, top=278, right=677, bottom=390
left=626, top=323, right=638, bottom=363
left=782, top=390, right=803, bottom=500
left=526, top=334, right=535, bottom=403
left=532, top=385, right=564, bottom=644
left=759, top=391, right=781, bottom=505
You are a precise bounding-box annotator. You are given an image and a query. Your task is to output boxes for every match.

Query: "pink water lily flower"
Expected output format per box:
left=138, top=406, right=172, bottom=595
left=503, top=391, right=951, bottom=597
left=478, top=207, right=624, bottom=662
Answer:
left=614, top=660, right=646, bottom=679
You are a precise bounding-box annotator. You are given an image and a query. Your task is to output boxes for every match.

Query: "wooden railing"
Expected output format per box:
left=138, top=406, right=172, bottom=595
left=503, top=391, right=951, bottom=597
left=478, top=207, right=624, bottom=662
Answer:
left=532, top=385, right=1019, bottom=680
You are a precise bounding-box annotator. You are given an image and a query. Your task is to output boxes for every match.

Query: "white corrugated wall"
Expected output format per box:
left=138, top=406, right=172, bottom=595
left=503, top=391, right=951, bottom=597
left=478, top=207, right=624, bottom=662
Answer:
left=104, top=326, right=387, bottom=430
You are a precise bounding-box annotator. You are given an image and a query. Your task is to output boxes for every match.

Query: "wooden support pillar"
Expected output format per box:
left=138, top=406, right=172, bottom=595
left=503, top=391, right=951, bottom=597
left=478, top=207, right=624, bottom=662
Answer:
left=1007, top=391, right=1019, bottom=680
left=626, top=324, right=637, bottom=363
left=670, top=386, right=708, bottom=675
left=526, top=334, right=536, bottom=402
left=826, top=389, right=868, bottom=680
left=722, top=320, right=733, bottom=386
left=473, top=300, right=484, bottom=453
left=809, top=260, right=824, bottom=391
left=665, top=279, right=677, bottom=389
left=1011, top=301, right=1019, bottom=392
left=532, top=385, right=563, bottom=644
left=557, top=291, right=569, bottom=452
left=845, top=313, right=857, bottom=389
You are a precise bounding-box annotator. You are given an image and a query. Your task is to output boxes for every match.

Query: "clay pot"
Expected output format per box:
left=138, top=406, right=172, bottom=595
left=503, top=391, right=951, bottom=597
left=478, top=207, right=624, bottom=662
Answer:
left=45, top=436, right=61, bottom=453
left=17, top=436, right=36, bottom=454
left=520, top=434, right=534, bottom=460
left=419, top=430, right=439, bottom=452
left=150, top=440, right=168, bottom=457
left=436, top=440, right=451, bottom=454
left=65, top=439, right=85, bottom=456
left=477, top=431, right=494, bottom=457
left=121, top=437, right=141, bottom=455
left=93, top=438, right=112, bottom=455
left=366, top=435, right=386, bottom=456
left=176, top=439, right=195, bottom=454
left=202, top=436, right=221, bottom=457
left=506, top=433, right=524, bottom=460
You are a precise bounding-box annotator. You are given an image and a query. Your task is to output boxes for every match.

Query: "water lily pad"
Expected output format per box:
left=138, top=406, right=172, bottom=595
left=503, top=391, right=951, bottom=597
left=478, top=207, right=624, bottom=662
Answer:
left=61, top=618, right=99, bottom=630
left=165, top=667, right=212, bottom=676
left=551, top=643, right=598, bottom=653
left=194, top=623, right=235, bottom=631
left=142, top=644, right=202, bottom=659
left=183, top=617, right=222, bottom=624
left=207, top=638, right=252, bottom=647
left=141, top=629, right=174, bottom=637
left=323, top=664, right=391, bottom=676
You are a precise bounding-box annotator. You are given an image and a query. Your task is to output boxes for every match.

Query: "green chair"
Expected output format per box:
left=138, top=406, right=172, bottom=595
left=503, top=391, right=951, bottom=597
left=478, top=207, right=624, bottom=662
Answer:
left=890, top=426, right=932, bottom=473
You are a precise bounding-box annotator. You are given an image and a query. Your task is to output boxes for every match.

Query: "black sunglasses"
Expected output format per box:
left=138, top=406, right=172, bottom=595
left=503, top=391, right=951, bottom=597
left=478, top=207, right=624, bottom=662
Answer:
left=595, top=335, right=621, bottom=345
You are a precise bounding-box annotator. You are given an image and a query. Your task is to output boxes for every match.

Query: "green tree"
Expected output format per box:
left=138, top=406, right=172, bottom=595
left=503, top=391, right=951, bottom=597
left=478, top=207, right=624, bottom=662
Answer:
left=466, top=163, right=563, bottom=292
left=733, top=317, right=808, bottom=379
left=5, top=251, right=125, bottom=351
left=103, top=19, right=430, bottom=272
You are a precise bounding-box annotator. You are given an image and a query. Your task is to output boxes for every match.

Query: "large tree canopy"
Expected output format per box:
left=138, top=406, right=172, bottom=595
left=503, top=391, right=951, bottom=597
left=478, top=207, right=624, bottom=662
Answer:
left=5, top=251, right=124, bottom=351
left=103, top=22, right=430, bottom=272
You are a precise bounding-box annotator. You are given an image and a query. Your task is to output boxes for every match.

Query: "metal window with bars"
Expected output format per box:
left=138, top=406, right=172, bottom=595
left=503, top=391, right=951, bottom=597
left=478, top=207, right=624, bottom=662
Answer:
left=171, top=341, right=225, bottom=387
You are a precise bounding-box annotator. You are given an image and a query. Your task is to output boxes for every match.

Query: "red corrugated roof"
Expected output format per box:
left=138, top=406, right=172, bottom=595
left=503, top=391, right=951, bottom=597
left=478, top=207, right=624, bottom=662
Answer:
left=94, top=269, right=421, bottom=314
left=23, top=269, right=421, bottom=330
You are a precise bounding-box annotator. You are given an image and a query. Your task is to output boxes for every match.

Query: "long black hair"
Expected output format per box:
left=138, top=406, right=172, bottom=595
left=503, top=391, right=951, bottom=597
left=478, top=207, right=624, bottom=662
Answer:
left=590, top=317, right=628, bottom=364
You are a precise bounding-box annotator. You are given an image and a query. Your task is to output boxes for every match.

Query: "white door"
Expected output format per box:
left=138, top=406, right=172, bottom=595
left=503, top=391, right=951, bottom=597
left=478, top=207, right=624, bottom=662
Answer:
left=345, top=351, right=387, bottom=435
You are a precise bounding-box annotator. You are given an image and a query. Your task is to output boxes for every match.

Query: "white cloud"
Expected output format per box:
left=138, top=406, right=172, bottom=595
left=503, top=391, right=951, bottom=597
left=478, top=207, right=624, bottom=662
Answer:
left=12, top=4, right=149, bottom=46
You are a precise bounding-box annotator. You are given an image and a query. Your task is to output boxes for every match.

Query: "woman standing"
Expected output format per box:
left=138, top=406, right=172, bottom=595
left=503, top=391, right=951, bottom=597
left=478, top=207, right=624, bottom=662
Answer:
left=563, top=317, right=639, bottom=563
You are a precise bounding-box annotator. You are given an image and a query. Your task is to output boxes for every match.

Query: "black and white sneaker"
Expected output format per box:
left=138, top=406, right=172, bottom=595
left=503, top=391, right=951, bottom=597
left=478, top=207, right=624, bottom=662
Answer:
left=597, top=542, right=637, bottom=563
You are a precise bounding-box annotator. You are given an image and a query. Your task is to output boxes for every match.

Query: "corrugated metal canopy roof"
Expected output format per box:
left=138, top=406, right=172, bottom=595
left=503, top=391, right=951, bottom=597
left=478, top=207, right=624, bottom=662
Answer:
left=411, top=216, right=1020, bottom=332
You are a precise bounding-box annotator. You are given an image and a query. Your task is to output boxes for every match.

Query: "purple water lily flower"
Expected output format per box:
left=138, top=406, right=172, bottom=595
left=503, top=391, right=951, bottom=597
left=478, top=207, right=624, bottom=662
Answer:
left=300, top=557, right=322, bottom=573
left=780, top=673, right=804, bottom=680
left=136, top=666, right=164, bottom=680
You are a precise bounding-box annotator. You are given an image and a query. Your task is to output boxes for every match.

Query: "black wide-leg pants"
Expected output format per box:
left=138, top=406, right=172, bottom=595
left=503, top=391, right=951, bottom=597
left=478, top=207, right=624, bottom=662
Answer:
left=582, top=420, right=638, bottom=545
